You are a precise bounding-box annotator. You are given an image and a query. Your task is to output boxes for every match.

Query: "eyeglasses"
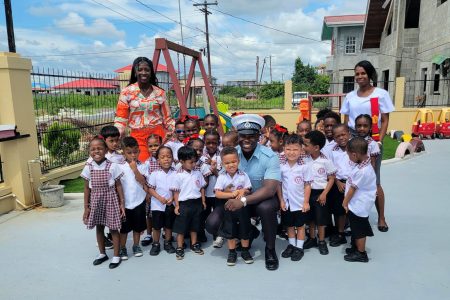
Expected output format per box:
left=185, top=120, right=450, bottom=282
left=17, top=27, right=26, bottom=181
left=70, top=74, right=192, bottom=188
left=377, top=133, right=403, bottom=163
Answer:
left=204, top=123, right=216, bottom=126
left=175, top=130, right=185, bottom=133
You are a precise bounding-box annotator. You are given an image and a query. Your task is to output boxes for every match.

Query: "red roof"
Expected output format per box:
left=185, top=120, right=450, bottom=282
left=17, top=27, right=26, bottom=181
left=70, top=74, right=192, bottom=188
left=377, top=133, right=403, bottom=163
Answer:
left=114, top=63, right=168, bottom=73
left=53, top=79, right=117, bottom=89
left=324, top=14, right=366, bottom=25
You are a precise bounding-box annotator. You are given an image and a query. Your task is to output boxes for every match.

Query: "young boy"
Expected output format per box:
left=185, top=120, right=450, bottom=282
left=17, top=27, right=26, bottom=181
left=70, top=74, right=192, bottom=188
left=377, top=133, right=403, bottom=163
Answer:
left=214, top=147, right=253, bottom=266
left=171, top=146, right=207, bottom=260
left=118, top=137, right=149, bottom=260
left=296, top=120, right=312, bottom=139
left=165, top=120, right=185, bottom=162
left=302, top=131, right=337, bottom=255
left=221, top=131, right=238, bottom=148
left=342, top=137, right=376, bottom=263
left=322, top=111, right=341, bottom=159
left=329, top=124, right=352, bottom=247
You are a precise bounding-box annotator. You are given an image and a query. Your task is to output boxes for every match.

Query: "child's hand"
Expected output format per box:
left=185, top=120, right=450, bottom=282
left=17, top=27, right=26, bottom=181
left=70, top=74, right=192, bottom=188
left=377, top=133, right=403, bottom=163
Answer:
left=302, top=202, right=310, bottom=213
left=231, top=190, right=239, bottom=198
left=166, top=198, right=173, bottom=206
left=120, top=205, right=126, bottom=218
left=318, top=192, right=327, bottom=206
left=129, top=160, right=137, bottom=170
left=224, top=184, right=234, bottom=192
left=342, top=203, right=348, bottom=213
left=336, top=181, right=345, bottom=193
left=205, top=158, right=212, bottom=165
left=210, top=160, right=217, bottom=172
left=82, top=208, right=90, bottom=225
left=280, top=200, right=287, bottom=211
left=174, top=206, right=180, bottom=215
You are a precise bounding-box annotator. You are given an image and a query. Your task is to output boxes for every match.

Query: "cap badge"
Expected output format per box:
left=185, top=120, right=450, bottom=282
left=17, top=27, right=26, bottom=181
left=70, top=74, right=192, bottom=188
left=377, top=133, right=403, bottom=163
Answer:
left=244, top=122, right=251, bottom=128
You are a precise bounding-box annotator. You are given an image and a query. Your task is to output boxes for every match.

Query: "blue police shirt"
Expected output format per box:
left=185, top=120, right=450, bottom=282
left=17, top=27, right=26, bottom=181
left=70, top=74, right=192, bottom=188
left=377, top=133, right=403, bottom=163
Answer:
left=237, top=144, right=281, bottom=191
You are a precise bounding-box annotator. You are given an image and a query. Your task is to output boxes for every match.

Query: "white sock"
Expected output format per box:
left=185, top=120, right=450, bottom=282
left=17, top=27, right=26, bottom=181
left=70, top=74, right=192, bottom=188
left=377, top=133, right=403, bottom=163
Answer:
left=111, top=256, right=120, bottom=263
left=296, top=239, right=304, bottom=249
left=289, top=238, right=296, bottom=246
left=96, top=253, right=106, bottom=259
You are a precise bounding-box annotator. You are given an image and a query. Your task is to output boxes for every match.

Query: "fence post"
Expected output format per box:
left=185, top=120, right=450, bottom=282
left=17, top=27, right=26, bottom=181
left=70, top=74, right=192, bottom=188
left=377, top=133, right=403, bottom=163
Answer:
left=0, top=52, right=42, bottom=212
left=394, top=77, right=405, bottom=110
left=284, top=80, right=292, bottom=111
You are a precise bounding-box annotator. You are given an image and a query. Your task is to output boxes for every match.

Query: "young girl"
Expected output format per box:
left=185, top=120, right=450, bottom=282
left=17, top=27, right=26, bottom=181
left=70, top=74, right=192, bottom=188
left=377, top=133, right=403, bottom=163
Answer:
left=148, top=146, right=177, bottom=255
left=355, top=114, right=380, bottom=169
left=269, top=124, right=288, bottom=160
left=165, top=120, right=185, bottom=162
left=221, top=131, right=238, bottom=148
left=279, top=134, right=313, bottom=262
left=203, top=114, right=219, bottom=132
left=184, top=117, right=200, bottom=138
left=81, top=136, right=125, bottom=269
left=296, top=120, right=312, bottom=139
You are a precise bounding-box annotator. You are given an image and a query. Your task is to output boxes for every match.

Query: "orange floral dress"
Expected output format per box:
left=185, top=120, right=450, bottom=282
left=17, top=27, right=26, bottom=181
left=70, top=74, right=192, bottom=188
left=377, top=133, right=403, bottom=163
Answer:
left=114, top=83, right=175, bottom=161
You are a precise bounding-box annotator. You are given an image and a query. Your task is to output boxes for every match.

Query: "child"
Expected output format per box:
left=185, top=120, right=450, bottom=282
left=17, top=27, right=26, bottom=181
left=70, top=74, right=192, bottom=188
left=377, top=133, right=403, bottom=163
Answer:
left=165, top=120, right=185, bottom=162
left=342, top=137, right=376, bottom=263
left=296, top=120, right=312, bottom=139
left=214, top=147, right=253, bottom=266
left=185, top=117, right=200, bottom=138
left=81, top=136, right=125, bottom=269
left=355, top=114, right=380, bottom=168
left=118, top=137, right=149, bottom=260
left=259, top=115, right=276, bottom=146
left=199, top=130, right=222, bottom=243
left=279, top=134, right=313, bottom=262
left=203, top=114, right=220, bottom=132
left=322, top=112, right=341, bottom=159
left=302, top=131, right=337, bottom=255
left=328, top=124, right=352, bottom=247
left=147, top=146, right=177, bottom=255
left=269, top=124, right=288, bottom=160
left=221, top=131, right=238, bottom=148
left=171, top=146, right=207, bottom=260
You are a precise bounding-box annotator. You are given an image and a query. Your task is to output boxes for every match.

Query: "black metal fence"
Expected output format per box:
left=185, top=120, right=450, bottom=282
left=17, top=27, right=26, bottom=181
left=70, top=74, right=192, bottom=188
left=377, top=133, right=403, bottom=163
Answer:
left=404, top=78, right=450, bottom=107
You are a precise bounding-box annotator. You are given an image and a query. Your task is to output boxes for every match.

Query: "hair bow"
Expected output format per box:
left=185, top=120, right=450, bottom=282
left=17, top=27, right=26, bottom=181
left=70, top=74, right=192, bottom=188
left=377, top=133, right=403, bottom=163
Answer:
left=182, top=134, right=200, bottom=145
left=97, top=134, right=105, bottom=140
left=274, top=124, right=287, bottom=133
left=179, top=115, right=199, bottom=123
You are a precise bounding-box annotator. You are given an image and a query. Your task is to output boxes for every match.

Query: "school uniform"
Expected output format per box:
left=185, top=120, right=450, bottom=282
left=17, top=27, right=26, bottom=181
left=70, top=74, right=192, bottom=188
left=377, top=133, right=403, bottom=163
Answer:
left=117, top=161, right=148, bottom=233
left=303, top=154, right=337, bottom=225
left=165, top=140, right=184, bottom=162
left=321, top=139, right=336, bottom=159
left=86, top=150, right=125, bottom=165
left=214, top=170, right=252, bottom=239
left=148, top=168, right=176, bottom=231
left=174, top=160, right=212, bottom=178
left=280, top=158, right=313, bottom=227
left=346, top=158, right=376, bottom=239
left=170, top=169, right=207, bottom=234
left=80, top=159, right=124, bottom=230
left=365, top=136, right=381, bottom=184
left=329, top=144, right=354, bottom=216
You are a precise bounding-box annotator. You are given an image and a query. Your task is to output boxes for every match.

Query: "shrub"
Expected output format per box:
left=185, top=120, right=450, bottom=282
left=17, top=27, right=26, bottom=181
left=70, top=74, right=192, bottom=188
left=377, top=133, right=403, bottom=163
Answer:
left=43, top=122, right=81, bottom=162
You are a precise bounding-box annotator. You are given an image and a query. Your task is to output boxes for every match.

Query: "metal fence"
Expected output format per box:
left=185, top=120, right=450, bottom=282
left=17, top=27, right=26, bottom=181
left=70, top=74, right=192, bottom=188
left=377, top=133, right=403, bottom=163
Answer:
left=404, top=78, right=450, bottom=107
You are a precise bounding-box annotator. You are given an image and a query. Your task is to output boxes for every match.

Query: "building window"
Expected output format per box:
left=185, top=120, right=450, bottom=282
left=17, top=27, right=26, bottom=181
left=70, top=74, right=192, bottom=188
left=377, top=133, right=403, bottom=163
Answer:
left=343, top=76, right=354, bottom=93
left=345, top=36, right=356, bottom=54
left=405, top=0, right=420, bottom=28
left=421, top=68, right=427, bottom=93
left=438, top=0, right=447, bottom=6
left=382, top=70, right=390, bottom=91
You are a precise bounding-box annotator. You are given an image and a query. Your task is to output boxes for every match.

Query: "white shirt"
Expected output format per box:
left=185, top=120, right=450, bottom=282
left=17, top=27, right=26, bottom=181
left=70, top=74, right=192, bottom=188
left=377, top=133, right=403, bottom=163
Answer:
left=303, top=154, right=337, bottom=190
left=340, top=87, right=395, bottom=130
left=346, top=158, right=377, bottom=217
left=118, top=162, right=148, bottom=209
left=148, top=168, right=175, bottom=211
left=365, top=137, right=381, bottom=157
left=214, top=170, right=252, bottom=193
left=170, top=169, right=207, bottom=201
left=86, top=150, right=125, bottom=164
left=80, top=159, right=123, bottom=189
left=165, top=140, right=184, bottom=162
left=330, top=145, right=353, bottom=180
left=322, top=139, right=336, bottom=159
left=174, top=160, right=212, bottom=177
left=280, top=159, right=313, bottom=211
left=200, top=151, right=222, bottom=197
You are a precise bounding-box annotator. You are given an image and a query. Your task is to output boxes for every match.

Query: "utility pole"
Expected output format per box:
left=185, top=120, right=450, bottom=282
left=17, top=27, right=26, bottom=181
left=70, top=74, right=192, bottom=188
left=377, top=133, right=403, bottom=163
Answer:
left=260, top=58, right=266, bottom=84
left=178, top=0, right=187, bottom=79
left=269, top=55, right=272, bottom=83
left=194, top=0, right=217, bottom=81
left=3, top=0, right=16, bottom=53
left=256, top=56, right=259, bottom=84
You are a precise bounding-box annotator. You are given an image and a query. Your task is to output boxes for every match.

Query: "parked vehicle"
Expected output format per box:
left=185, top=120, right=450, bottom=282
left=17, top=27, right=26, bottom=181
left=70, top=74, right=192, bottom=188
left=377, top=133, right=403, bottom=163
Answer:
left=436, top=108, right=450, bottom=138
left=292, top=91, right=309, bottom=107
left=411, top=109, right=436, bottom=139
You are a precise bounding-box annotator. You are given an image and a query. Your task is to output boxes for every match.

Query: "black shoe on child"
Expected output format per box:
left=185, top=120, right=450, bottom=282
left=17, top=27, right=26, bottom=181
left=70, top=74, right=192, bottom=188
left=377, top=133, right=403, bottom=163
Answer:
left=141, top=235, right=153, bottom=247
left=190, top=242, right=204, bottom=255
left=241, top=248, right=254, bottom=264
left=227, top=250, right=237, bottom=266
left=318, top=241, right=329, bottom=255
left=164, top=241, right=176, bottom=254
left=104, top=235, right=113, bottom=250
left=345, top=245, right=357, bottom=255
left=265, top=247, right=279, bottom=271
left=150, top=243, right=161, bottom=256
left=303, top=237, right=318, bottom=249
left=93, top=255, right=109, bottom=266
left=281, top=244, right=295, bottom=258
left=108, top=258, right=121, bottom=269
left=329, top=234, right=347, bottom=247
left=290, top=247, right=304, bottom=262
left=175, top=247, right=185, bottom=260
left=344, top=250, right=369, bottom=263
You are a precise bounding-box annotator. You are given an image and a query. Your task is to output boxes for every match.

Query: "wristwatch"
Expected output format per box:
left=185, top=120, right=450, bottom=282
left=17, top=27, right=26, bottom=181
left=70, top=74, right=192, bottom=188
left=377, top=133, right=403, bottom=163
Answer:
left=240, top=196, right=247, bottom=207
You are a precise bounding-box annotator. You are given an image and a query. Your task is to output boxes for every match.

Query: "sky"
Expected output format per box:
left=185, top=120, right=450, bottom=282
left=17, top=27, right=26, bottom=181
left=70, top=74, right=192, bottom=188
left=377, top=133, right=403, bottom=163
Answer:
left=0, top=0, right=367, bottom=83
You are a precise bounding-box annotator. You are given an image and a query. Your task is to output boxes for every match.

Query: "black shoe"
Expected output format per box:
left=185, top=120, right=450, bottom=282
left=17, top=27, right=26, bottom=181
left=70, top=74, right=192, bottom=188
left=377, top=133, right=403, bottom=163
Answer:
left=198, top=231, right=208, bottom=243
left=93, top=255, right=109, bottom=266
left=190, top=242, right=204, bottom=255
left=141, top=235, right=153, bottom=247
left=241, top=248, right=254, bottom=264
left=318, top=241, right=329, bottom=255
left=227, top=250, right=237, bottom=266
left=104, top=235, right=113, bottom=250
left=291, top=247, right=304, bottom=261
left=345, top=245, right=357, bottom=255
left=329, top=234, right=347, bottom=247
left=281, top=244, right=295, bottom=258
left=265, top=247, right=279, bottom=271
left=303, top=237, right=318, bottom=249
left=344, top=250, right=369, bottom=263
left=176, top=247, right=185, bottom=260
left=164, top=241, right=176, bottom=254
left=108, top=258, right=121, bottom=269
left=150, top=243, right=161, bottom=256
left=378, top=225, right=389, bottom=232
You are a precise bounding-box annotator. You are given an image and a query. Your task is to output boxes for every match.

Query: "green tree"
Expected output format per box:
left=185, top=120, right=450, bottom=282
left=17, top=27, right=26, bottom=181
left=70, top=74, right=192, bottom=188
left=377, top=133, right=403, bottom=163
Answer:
left=291, top=57, right=330, bottom=95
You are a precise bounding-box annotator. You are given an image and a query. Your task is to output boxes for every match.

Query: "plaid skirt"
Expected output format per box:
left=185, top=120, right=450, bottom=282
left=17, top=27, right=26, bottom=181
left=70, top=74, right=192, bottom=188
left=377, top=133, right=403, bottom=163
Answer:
left=87, top=186, right=122, bottom=230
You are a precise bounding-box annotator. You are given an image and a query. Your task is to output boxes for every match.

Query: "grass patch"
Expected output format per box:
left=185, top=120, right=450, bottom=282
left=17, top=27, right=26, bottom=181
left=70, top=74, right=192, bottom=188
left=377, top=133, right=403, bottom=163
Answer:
left=382, top=136, right=400, bottom=160
left=60, top=177, right=85, bottom=193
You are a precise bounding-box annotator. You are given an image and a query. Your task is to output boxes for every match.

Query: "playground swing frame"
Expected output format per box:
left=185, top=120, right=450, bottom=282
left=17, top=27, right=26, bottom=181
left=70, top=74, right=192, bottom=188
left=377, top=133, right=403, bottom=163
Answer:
left=152, top=38, right=224, bottom=136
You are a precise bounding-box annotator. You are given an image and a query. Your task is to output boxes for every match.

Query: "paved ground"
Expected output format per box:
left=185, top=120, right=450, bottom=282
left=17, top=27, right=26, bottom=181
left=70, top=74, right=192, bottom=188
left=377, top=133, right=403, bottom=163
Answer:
left=1, top=140, right=450, bottom=300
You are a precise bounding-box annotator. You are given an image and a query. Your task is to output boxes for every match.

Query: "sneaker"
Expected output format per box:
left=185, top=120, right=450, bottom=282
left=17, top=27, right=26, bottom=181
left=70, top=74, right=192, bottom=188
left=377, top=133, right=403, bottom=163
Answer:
left=318, top=240, right=329, bottom=255
left=104, top=235, right=114, bottom=250
left=132, top=245, right=143, bottom=257
left=345, top=245, right=357, bottom=255
left=344, top=250, right=369, bottom=263
left=281, top=244, right=295, bottom=258
left=164, top=241, right=176, bottom=254
left=190, top=242, right=204, bottom=255
left=241, top=248, right=254, bottom=264
left=150, top=243, right=160, bottom=256
left=119, top=247, right=128, bottom=260
left=303, top=237, right=318, bottom=249
left=291, top=247, right=304, bottom=262
left=141, top=235, right=153, bottom=247
left=329, top=234, right=347, bottom=247
left=227, top=250, right=237, bottom=266
left=213, top=236, right=224, bottom=248
left=175, top=247, right=185, bottom=260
